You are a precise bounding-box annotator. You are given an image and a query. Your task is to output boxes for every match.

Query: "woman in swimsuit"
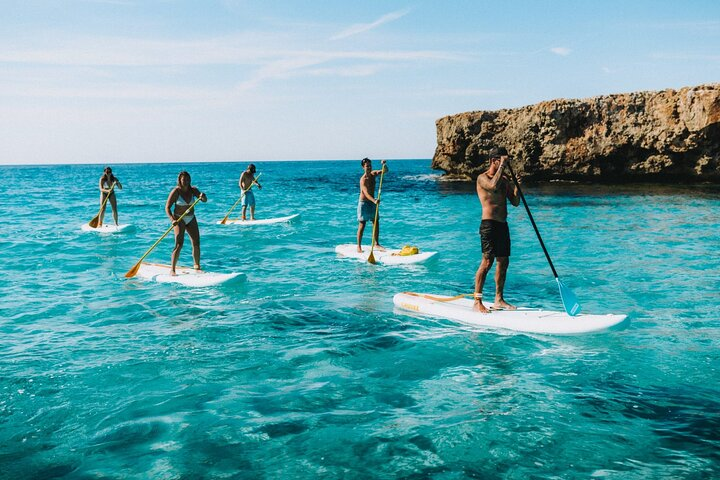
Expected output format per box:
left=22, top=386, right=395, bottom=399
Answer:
left=99, top=166, right=123, bottom=226
left=165, top=171, right=207, bottom=274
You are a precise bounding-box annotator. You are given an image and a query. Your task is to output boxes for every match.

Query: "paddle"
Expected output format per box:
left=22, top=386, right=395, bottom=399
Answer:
left=88, top=182, right=116, bottom=228
left=124, top=196, right=203, bottom=278
left=506, top=160, right=582, bottom=316
left=367, top=164, right=386, bottom=265
left=219, top=173, right=262, bottom=224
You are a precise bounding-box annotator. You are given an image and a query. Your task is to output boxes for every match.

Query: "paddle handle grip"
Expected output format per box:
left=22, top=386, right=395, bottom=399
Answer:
left=506, top=161, right=559, bottom=279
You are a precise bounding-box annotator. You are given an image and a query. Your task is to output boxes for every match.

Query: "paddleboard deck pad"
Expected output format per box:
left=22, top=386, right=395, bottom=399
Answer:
left=393, top=292, right=627, bottom=335
left=134, top=262, right=245, bottom=287
left=81, top=223, right=134, bottom=233
left=218, top=214, right=299, bottom=225
left=335, top=244, right=437, bottom=265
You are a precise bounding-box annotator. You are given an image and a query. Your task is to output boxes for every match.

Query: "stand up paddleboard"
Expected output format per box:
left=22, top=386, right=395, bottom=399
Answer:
left=335, top=244, right=437, bottom=265
left=133, top=262, right=245, bottom=287
left=217, top=214, right=299, bottom=226
left=81, top=223, right=134, bottom=233
left=393, top=292, right=627, bottom=335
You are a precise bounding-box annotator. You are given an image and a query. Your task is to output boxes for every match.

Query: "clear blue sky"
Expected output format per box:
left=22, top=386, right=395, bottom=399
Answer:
left=1, top=0, right=718, bottom=164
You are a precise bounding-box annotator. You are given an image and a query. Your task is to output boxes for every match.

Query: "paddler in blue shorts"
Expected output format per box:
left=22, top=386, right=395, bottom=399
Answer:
left=165, top=171, right=207, bottom=275
left=474, top=147, right=520, bottom=313
left=239, top=164, right=262, bottom=220
left=357, top=158, right=388, bottom=252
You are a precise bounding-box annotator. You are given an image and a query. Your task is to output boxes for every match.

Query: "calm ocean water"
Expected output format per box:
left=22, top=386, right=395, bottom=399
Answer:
left=1, top=159, right=719, bottom=478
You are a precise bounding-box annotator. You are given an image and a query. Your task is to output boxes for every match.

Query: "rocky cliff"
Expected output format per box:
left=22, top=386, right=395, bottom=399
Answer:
left=432, top=84, right=720, bottom=182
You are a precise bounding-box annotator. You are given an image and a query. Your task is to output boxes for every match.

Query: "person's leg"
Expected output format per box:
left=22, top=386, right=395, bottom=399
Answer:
left=186, top=220, right=201, bottom=269
left=109, top=195, right=118, bottom=225
left=171, top=224, right=185, bottom=274
left=493, top=257, right=515, bottom=310
left=99, top=192, right=107, bottom=225
left=250, top=205, right=256, bottom=220
left=357, top=221, right=366, bottom=252
left=241, top=205, right=248, bottom=220
left=474, top=255, right=494, bottom=313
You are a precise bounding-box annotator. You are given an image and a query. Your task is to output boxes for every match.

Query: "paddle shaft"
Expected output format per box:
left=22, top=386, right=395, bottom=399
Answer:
left=506, top=162, right=559, bottom=279
left=221, top=173, right=262, bottom=223
left=368, top=166, right=386, bottom=261
left=125, top=195, right=203, bottom=277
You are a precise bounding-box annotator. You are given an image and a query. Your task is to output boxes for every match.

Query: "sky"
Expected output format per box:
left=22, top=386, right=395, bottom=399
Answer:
left=1, top=0, right=719, bottom=165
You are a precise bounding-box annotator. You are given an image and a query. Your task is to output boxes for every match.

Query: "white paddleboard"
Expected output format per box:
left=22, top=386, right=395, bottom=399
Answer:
left=335, top=244, right=438, bottom=265
left=217, top=214, right=299, bottom=225
left=134, top=262, right=245, bottom=287
left=393, top=292, right=627, bottom=335
left=81, top=223, right=134, bottom=233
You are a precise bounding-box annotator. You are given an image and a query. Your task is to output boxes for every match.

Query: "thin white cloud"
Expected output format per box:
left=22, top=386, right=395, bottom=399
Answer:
left=75, top=0, right=135, bottom=4
left=0, top=34, right=462, bottom=67
left=629, top=20, right=720, bottom=31
left=650, top=52, right=720, bottom=61
left=331, top=9, right=410, bottom=40
left=550, top=47, right=572, bottom=56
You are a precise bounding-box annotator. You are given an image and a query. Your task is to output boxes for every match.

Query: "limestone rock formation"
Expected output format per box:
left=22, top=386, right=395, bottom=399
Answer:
left=432, top=84, right=720, bottom=182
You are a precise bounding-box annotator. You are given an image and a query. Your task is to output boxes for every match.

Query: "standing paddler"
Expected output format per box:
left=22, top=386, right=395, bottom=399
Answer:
left=165, top=171, right=207, bottom=275
left=357, top=157, right=388, bottom=252
left=239, top=164, right=262, bottom=221
left=98, top=166, right=123, bottom=226
left=474, top=147, right=520, bottom=313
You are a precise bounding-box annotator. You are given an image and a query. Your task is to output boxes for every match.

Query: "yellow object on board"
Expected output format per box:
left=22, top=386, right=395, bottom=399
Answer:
left=398, top=245, right=419, bottom=256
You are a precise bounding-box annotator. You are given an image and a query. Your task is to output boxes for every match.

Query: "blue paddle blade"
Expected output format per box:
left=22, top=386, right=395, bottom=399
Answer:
left=556, top=278, right=582, bottom=316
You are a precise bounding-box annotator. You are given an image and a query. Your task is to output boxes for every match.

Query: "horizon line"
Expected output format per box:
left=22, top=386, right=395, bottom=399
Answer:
left=0, top=158, right=433, bottom=167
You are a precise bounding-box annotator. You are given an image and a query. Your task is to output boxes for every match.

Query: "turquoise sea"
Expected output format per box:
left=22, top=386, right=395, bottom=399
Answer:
left=1, top=159, right=719, bottom=478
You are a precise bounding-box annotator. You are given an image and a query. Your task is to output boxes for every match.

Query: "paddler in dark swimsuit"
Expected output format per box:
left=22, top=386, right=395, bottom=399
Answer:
left=165, top=171, right=207, bottom=275
left=99, top=166, right=122, bottom=226
left=474, top=147, right=520, bottom=313
left=357, top=158, right=388, bottom=252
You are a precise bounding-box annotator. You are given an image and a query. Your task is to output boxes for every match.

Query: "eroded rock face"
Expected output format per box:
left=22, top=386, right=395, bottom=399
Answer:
left=432, top=84, right=720, bottom=182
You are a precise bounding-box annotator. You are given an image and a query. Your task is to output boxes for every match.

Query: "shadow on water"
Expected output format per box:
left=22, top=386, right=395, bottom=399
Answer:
left=575, top=378, right=720, bottom=461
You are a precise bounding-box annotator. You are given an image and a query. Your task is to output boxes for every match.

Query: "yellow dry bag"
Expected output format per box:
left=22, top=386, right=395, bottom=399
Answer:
left=398, top=245, right=419, bottom=256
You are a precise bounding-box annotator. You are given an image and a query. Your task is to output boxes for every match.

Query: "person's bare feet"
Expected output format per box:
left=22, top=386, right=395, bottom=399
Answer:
left=356, top=246, right=363, bottom=253
left=492, top=299, right=516, bottom=311
left=193, top=264, right=202, bottom=272
left=374, top=245, right=386, bottom=252
left=473, top=300, right=491, bottom=314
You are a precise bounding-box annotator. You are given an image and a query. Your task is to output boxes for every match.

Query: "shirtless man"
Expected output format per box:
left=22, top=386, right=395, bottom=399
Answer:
left=239, top=164, right=262, bottom=220
left=98, top=166, right=122, bottom=226
left=474, top=147, right=520, bottom=313
left=357, top=158, right=388, bottom=252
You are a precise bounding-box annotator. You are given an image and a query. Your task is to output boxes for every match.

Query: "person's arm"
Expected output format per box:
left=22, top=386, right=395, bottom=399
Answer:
left=166, top=188, right=178, bottom=224
left=115, top=176, right=122, bottom=190
left=253, top=175, right=262, bottom=190
left=507, top=180, right=520, bottom=207
left=372, top=160, right=388, bottom=176
left=487, top=156, right=508, bottom=189
left=192, top=186, right=207, bottom=202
